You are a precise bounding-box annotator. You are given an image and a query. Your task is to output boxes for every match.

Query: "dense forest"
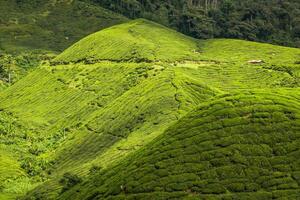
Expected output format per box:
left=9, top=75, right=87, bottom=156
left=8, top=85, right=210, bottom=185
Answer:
left=90, top=0, right=300, bottom=47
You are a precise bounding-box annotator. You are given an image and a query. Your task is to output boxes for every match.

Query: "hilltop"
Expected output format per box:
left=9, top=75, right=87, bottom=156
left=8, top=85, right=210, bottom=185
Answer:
left=0, top=19, right=299, bottom=199
left=54, top=19, right=200, bottom=63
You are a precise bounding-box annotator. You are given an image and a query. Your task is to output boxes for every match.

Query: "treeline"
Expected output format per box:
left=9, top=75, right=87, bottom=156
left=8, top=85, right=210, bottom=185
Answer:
left=89, top=0, right=300, bottom=47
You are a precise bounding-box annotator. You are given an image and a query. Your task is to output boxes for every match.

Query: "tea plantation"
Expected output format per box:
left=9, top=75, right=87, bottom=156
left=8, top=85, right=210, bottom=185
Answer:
left=0, top=19, right=299, bottom=199
left=58, top=92, right=300, bottom=199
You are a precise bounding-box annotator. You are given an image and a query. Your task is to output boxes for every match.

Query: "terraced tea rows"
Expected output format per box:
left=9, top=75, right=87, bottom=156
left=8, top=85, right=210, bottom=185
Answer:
left=53, top=19, right=201, bottom=64
left=58, top=92, right=300, bottom=199
left=176, top=62, right=298, bottom=91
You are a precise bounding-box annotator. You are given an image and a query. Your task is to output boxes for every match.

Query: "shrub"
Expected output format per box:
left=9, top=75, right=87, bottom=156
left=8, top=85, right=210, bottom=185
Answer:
left=89, top=165, right=102, bottom=175
left=20, top=157, right=42, bottom=176
left=227, top=182, right=245, bottom=192
left=201, top=183, right=226, bottom=194
left=0, top=184, right=4, bottom=192
left=294, top=61, right=300, bottom=64
left=59, top=172, right=82, bottom=192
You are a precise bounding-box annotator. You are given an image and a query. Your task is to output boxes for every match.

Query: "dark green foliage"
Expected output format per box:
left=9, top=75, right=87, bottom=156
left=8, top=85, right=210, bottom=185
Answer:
left=0, top=0, right=127, bottom=53
left=59, top=172, right=82, bottom=192
left=89, top=165, right=102, bottom=175
left=2, top=0, right=300, bottom=53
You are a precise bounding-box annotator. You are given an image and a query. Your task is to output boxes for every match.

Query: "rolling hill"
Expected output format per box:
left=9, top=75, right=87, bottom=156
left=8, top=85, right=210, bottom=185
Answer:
left=0, top=19, right=299, bottom=199
left=58, top=92, right=300, bottom=199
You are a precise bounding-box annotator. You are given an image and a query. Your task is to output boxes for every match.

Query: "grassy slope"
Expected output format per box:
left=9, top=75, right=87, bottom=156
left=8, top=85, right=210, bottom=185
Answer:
left=0, top=19, right=299, bottom=199
left=178, top=39, right=300, bottom=91
left=0, top=52, right=56, bottom=92
left=0, top=20, right=215, bottom=197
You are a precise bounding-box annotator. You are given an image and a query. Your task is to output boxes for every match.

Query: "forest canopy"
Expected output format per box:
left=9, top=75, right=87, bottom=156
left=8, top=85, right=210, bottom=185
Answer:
left=90, top=0, right=300, bottom=47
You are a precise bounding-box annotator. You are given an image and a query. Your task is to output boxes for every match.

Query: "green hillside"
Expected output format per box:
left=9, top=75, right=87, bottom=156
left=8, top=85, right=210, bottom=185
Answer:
left=0, top=0, right=127, bottom=53
left=0, top=19, right=299, bottom=199
left=0, top=0, right=128, bottom=91
left=58, top=92, right=300, bottom=199
left=54, top=19, right=200, bottom=63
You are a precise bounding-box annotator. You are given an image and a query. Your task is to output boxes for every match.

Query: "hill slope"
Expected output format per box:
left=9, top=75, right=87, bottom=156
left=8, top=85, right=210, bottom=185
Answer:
left=53, top=19, right=200, bottom=63
left=0, top=0, right=127, bottom=53
left=0, top=19, right=299, bottom=199
left=58, top=92, right=300, bottom=199
left=0, top=0, right=128, bottom=91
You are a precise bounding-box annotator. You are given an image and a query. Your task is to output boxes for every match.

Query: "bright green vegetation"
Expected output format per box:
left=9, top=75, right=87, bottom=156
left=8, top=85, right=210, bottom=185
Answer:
left=0, top=19, right=299, bottom=199
left=1, top=58, right=214, bottom=199
left=0, top=149, right=25, bottom=199
left=58, top=92, right=300, bottom=200
left=54, top=19, right=200, bottom=63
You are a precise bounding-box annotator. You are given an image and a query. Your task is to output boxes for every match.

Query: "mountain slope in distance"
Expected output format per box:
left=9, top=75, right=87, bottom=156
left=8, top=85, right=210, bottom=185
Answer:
left=0, top=0, right=128, bottom=53
left=0, top=0, right=128, bottom=92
